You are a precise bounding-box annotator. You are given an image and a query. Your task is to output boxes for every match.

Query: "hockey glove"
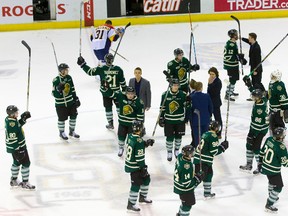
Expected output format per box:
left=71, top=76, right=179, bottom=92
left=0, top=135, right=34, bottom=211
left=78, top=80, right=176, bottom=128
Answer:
left=116, top=27, right=125, bottom=35
left=77, top=56, right=86, bottom=67
left=101, top=79, right=109, bottom=90
left=21, top=111, right=31, bottom=122
left=243, top=75, right=252, bottom=88
left=220, top=140, right=229, bottom=152
left=74, top=96, right=81, bottom=108
left=283, top=109, right=288, bottom=123
left=56, top=82, right=65, bottom=93
left=13, top=148, right=26, bottom=164
left=145, top=139, right=155, bottom=147
left=140, top=165, right=149, bottom=178
left=257, top=162, right=262, bottom=173
left=237, top=54, right=247, bottom=65
left=159, top=117, right=165, bottom=127
left=191, top=64, right=200, bottom=72
left=195, top=171, right=204, bottom=184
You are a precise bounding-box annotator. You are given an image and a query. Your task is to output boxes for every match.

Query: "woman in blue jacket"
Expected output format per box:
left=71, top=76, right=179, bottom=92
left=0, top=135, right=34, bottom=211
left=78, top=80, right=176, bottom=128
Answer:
left=189, top=81, right=213, bottom=147
left=207, top=67, right=223, bottom=139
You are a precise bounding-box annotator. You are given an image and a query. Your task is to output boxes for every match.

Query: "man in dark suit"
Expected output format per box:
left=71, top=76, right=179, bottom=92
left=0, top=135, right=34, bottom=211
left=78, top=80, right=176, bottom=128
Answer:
left=129, top=67, right=151, bottom=135
left=242, top=33, right=265, bottom=101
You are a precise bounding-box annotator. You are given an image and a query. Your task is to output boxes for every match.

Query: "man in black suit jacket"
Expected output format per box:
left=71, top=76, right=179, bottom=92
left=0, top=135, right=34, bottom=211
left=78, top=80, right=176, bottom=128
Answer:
left=242, top=33, right=265, bottom=100
left=129, top=67, right=151, bottom=135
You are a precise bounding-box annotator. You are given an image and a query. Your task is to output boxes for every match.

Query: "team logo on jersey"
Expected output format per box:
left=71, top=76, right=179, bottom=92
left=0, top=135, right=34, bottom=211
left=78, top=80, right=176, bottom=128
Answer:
left=9, top=122, right=15, bottom=127
left=137, top=138, right=142, bottom=142
left=169, top=101, right=179, bottom=114
left=280, top=94, right=286, bottom=100
left=63, top=83, right=70, bottom=96
left=280, top=144, right=286, bottom=150
left=178, top=67, right=186, bottom=80
left=277, top=85, right=282, bottom=91
left=123, top=105, right=133, bottom=115
left=257, top=109, right=263, bottom=115
left=184, top=163, right=190, bottom=170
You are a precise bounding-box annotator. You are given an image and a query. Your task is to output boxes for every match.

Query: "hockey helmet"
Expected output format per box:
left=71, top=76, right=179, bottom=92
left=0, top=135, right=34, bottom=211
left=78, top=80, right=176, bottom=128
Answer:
left=170, top=78, right=180, bottom=87
left=58, top=63, right=69, bottom=72
left=105, top=53, right=114, bottom=65
left=6, top=105, right=18, bottom=116
left=270, top=69, right=282, bottom=81
left=174, top=48, right=184, bottom=57
left=272, top=127, right=286, bottom=141
left=132, top=120, right=143, bottom=134
left=182, top=145, right=195, bottom=159
left=209, top=120, right=220, bottom=132
left=251, top=89, right=263, bottom=100
left=126, top=86, right=135, bottom=93
left=228, top=29, right=238, bottom=38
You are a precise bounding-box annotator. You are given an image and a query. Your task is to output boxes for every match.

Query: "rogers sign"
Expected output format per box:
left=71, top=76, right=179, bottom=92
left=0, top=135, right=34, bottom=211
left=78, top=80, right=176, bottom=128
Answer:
left=215, top=0, right=288, bottom=11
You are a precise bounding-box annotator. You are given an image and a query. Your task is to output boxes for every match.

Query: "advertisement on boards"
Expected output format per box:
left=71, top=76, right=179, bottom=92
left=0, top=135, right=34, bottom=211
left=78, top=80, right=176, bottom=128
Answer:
left=215, top=0, right=288, bottom=12
left=144, top=0, right=200, bottom=15
left=0, top=0, right=33, bottom=24
left=84, top=0, right=94, bottom=26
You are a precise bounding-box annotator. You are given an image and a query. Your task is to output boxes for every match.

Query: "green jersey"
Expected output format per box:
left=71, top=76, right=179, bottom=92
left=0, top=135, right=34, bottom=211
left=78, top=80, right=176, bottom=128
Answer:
left=52, top=74, right=76, bottom=107
left=167, top=57, right=192, bottom=92
left=82, top=64, right=126, bottom=92
left=102, top=88, right=144, bottom=126
left=194, top=131, right=224, bottom=166
left=260, top=137, right=288, bottom=175
left=223, top=40, right=239, bottom=70
left=5, top=117, right=26, bottom=153
left=160, top=89, right=187, bottom=124
left=250, top=97, right=269, bottom=135
left=125, top=134, right=146, bottom=173
left=174, top=153, right=199, bottom=194
left=268, top=81, right=288, bottom=112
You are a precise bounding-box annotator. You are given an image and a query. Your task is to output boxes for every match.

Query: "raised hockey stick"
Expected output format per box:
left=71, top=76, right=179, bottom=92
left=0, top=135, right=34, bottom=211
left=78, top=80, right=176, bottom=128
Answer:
left=246, top=33, right=288, bottom=77
left=231, top=15, right=244, bottom=75
left=79, top=0, right=90, bottom=56
left=110, top=48, right=129, bottom=62
left=112, top=22, right=131, bottom=60
left=194, top=109, right=202, bottom=172
left=223, top=79, right=231, bottom=142
left=47, top=37, right=67, bottom=107
left=21, top=40, right=31, bottom=111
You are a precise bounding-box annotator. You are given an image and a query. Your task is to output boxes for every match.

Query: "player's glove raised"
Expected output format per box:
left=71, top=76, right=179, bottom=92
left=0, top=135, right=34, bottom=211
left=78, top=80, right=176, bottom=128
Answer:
left=191, top=64, right=200, bottom=72
left=77, top=56, right=86, bottom=67
left=220, top=140, right=229, bottom=152
left=144, top=139, right=154, bottom=147
left=56, top=82, right=65, bottom=93
left=21, top=111, right=31, bottom=122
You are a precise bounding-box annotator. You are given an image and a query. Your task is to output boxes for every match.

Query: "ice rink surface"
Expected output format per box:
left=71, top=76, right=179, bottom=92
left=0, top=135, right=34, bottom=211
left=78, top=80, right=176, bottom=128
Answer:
left=0, top=17, right=288, bottom=216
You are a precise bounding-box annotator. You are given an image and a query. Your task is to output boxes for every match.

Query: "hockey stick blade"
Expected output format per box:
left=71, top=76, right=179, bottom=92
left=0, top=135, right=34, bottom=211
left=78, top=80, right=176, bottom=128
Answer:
left=21, top=40, right=31, bottom=55
left=125, top=22, right=131, bottom=29
left=230, top=15, right=240, bottom=23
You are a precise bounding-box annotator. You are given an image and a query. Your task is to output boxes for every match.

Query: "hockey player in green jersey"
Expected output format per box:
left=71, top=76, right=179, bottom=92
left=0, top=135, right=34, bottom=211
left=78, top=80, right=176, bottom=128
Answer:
left=159, top=78, right=188, bottom=161
left=5, top=105, right=35, bottom=190
left=223, top=29, right=247, bottom=101
left=259, top=127, right=288, bottom=213
left=174, top=145, right=204, bottom=216
left=52, top=63, right=81, bottom=140
left=267, top=70, right=288, bottom=131
left=165, top=48, right=200, bottom=93
left=194, top=121, right=229, bottom=199
left=77, top=53, right=127, bottom=129
left=239, top=87, right=269, bottom=174
left=101, top=81, right=144, bottom=157
left=125, top=120, right=154, bottom=212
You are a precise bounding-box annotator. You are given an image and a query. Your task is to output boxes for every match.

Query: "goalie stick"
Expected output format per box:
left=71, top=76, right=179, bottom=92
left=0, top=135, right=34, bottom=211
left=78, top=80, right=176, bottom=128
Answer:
left=21, top=40, right=31, bottom=111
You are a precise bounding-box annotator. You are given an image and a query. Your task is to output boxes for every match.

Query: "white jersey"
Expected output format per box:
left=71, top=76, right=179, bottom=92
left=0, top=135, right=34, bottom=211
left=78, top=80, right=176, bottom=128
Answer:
left=91, top=25, right=117, bottom=50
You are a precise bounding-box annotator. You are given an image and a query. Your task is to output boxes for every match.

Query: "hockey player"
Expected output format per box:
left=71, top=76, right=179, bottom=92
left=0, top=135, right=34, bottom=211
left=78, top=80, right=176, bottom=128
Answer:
left=125, top=120, right=154, bottom=212
left=159, top=78, right=188, bottom=161
left=90, top=20, right=124, bottom=65
left=101, top=81, right=144, bottom=157
left=5, top=105, right=35, bottom=190
left=259, top=127, right=288, bottom=213
left=165, top=48, right=200, bottom=93
left=52, top=63, right=80, bottom=140
left=174, top=145, right=204, bottom=216
left=267, top=70, right=288, bottom=131
left=223, top=29, right=247, bottom=101
left=239, top=86, right=269, bottom=174
left=77, top=54, right=127, bottom=130
left=194, top=121, right=229, bottom=199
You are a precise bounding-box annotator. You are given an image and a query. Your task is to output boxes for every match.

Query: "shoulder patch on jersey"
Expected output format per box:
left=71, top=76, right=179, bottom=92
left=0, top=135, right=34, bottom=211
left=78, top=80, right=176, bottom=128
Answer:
left=137, top=137, right=143, bottom=142
left=53, top=77, right=58, bottom=82
left=9, top=122, right=15, bottom=127
left=168, top=61, right=173, bottom=66
left=280, top=144, right=286, bottom=150
left=257, top=109, right=263, bottom=115
left=212, top=133, right=217, bottom=138
left=184, top=163, right=190, bottom=170
left=277, top=85, right=282, bottom=91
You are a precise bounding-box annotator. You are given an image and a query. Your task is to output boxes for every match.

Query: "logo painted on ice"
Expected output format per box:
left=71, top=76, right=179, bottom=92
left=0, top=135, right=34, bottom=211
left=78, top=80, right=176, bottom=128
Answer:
left=144, top=0, right=181, bottom=13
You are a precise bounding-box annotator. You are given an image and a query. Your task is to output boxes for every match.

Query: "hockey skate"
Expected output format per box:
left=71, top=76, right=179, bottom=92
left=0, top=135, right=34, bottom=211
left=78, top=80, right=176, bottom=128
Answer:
left=69, top=130, right=80, bottom=138
left=232, top=92, right=239, bottom=96
left=174, top=149, right=179, bottom=158
left=252, top=168, right=260, bottom=175
left=10, top=177, right=20, bottom=188
left=118, top=148, right=124, bottom=157
left=20, top=181, right=36, bottom=190
left=106, top=121, right=114, bottom=130
left=167, top=152, right=173, bottom=162
left=239, top=163, right=252, bottom=173
left=59, top=131, right=68, bottom=140
left=265, top=204, right=278, bottom=213
left=139, top=194, right=152, bottom=204
left=204, top=193, right=216, bottom=200
left=127, top=201, right=140, bottom=212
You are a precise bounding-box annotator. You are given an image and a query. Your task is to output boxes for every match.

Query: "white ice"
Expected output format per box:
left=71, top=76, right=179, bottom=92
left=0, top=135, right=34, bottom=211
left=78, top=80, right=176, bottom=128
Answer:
left=0, top=17, right=288, bottom=216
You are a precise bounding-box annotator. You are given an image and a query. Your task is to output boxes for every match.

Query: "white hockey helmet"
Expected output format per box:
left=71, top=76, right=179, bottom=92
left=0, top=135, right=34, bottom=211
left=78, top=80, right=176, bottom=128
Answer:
left=270, top=69, right=282, bottom=81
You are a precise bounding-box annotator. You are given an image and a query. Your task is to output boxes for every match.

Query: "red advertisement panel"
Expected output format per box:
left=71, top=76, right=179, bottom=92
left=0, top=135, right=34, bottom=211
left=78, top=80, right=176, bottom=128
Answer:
left=84, top=0, right=94, bottom=26
left=215, top=0, right=288, bottom=12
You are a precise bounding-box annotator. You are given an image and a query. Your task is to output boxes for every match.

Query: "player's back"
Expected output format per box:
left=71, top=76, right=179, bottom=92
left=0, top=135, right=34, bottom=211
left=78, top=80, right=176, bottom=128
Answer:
left=91, top=25, right=115, bottom=50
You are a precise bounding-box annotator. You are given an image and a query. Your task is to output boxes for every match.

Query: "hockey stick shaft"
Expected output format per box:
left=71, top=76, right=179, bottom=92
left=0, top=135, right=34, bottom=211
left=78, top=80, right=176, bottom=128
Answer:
left=21, top=40, right=31, bottom=111
left=247, top=33, right=288, bottom=77
left=224, top=80, right=231, bottom=141
left=188, top=3, right=198, bottom=65
left=110, top=48, right=129, bottom=62
left=194, top=109, right=202, bottom=172
left=112, top=22, right=131, bottom=60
